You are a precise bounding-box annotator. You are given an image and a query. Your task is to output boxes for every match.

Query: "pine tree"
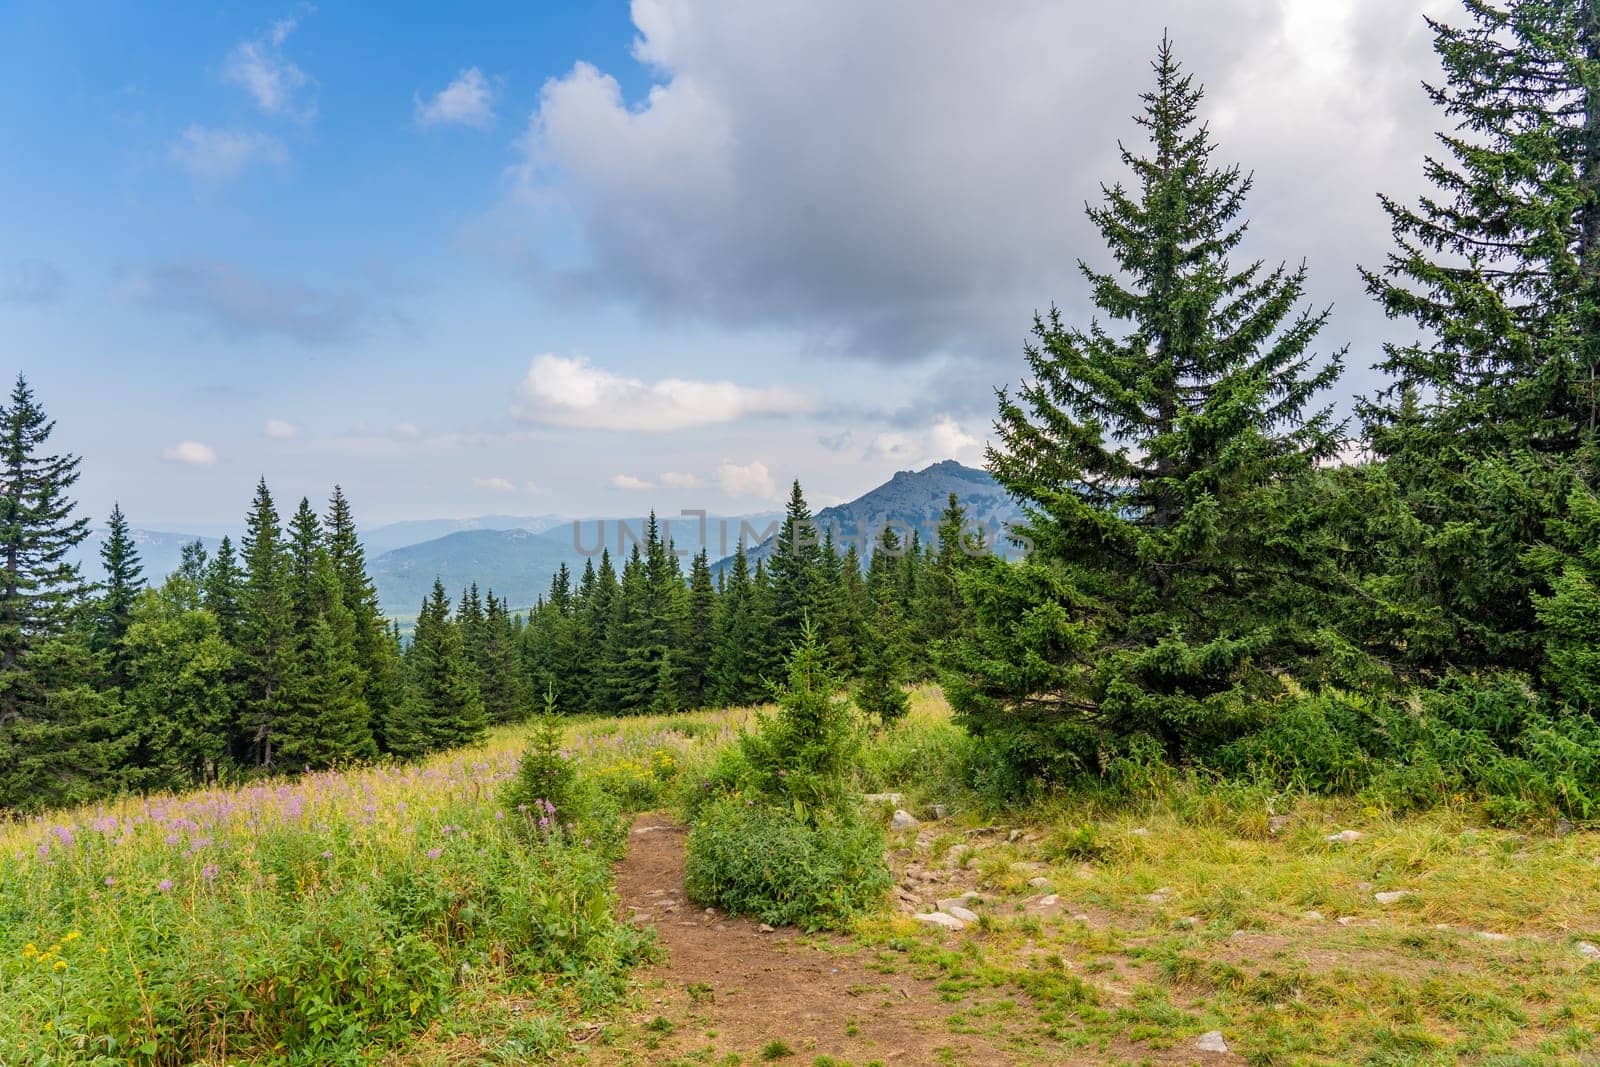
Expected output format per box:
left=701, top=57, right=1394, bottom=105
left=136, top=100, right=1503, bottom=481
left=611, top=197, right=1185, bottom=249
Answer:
left=479, top=592, right=526, bottom=723
left=680, top=548, right=717, bottom=709
left=952, top=39, right=1343, bottom=775
left=1358, top=0, right=1600, bottom=676
left=767, top=481, right=824, bottom=657
left=709, top=540, right=766, bottom=706
left=238, top=479, right=291, bottom=768
left=204, top=536, right=244, bottom=643
left=95, top=503, right=145, bottom=687
left=324, top=486, right=401, bottom=747
left=0, top=375, right=90, bottom=725
left=275, top=498, right=373, bottom=769
left=390, top=579, right=485, bottom=757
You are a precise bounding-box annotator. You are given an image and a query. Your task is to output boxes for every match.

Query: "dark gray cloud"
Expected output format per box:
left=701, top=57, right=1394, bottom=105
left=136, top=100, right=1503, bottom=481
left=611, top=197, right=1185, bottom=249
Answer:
left=1, top=259, right=67, bottom=305
left=510, top=0, right=1455, bottom=406
left=123, top=258, right=393, bottom=345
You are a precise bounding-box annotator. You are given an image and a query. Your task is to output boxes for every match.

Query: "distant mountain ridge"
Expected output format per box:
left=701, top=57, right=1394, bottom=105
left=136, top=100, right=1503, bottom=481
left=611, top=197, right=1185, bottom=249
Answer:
left=721, top=459, right=1024, bottom=571
left=68, top=461, right=1021, bottom=616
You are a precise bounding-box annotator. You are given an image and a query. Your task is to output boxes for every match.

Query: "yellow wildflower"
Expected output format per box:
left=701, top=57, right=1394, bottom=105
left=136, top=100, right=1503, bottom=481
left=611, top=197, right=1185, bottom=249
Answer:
left=53, top=960, right=67, bottom=971
left=22, top=943, right=37, bottom=958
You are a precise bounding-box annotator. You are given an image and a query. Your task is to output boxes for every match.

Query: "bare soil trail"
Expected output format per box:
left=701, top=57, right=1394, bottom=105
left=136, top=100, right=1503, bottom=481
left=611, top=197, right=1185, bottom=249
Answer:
left=582, top=812, right=1024, bottom=1065
left=571, top=813, right=1214, bottom=1067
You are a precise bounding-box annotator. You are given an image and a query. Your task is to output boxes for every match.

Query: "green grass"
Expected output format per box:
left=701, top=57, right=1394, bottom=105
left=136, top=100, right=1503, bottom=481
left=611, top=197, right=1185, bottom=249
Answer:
left=6, top=688, right=1599, bottom=1065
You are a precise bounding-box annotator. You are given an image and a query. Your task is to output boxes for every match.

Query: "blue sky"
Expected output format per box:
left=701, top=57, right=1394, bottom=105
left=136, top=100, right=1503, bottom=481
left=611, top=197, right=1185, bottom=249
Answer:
left=2, top=0, right=1454, bottom=532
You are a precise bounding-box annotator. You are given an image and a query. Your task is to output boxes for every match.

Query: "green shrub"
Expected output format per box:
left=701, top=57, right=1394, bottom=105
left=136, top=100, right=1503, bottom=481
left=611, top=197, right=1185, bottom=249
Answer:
left=503, top=694, right=578, bottom=830
left=684, top=795, right=890, bottom=930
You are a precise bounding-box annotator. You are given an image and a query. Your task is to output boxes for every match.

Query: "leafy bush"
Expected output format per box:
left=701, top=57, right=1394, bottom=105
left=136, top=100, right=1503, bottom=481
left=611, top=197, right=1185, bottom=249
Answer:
left=682, top=623, right=891, bottom=929
left=684, top=795, right=890, bottom=930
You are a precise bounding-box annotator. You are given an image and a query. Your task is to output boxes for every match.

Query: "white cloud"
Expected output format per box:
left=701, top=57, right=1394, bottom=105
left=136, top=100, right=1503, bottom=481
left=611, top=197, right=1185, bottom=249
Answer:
left=170, top=126, right=287, bottom=182
left=716, top=460, right=776, bottom=500
left=867, top=415, right=984, bottom=465
left=611, top=473, right=654, bottom=490
left=223, top=16, right=316, bottom=120
left=508, top=0, right=1448, bottom=407
left=660, top=471, right=701, bottom=489
left=928, top=415, right=981, bottom=458
left=163, top=441, right=218, bottom=466
left=511, top=353, right=810, bottom=431
left=392, top=422, right=422, bottom=439
left=263, top=418, right=298, bottom=439
left=416, top=68, right=496, bottom=128
left=472, top=476, right=517, bottom=493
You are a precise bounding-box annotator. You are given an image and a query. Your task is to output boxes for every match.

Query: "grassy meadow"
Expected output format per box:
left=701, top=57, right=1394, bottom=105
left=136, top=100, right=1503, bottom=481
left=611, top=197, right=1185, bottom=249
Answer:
left=4, top=690, right=1599, bottom=1065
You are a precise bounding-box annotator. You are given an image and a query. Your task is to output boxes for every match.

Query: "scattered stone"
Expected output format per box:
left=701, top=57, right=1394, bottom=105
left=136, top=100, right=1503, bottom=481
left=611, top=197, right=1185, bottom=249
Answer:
left=1336, top=916, right=1359, bottom=926
left=913, top=911, right=967, bottom=931
left=946, top=906, right=980, bottom=923
left=629, top=912, right=653, bottom=924
left=1576, top=941, right=1600, bottom=958
left=1476, top=931, right=1513, bottom=942
left=1037, top=894, right=1060, bottom=907
left=1129, top=827, right=1150, bottom=837
left=931, top=804, right=948, bottom=820
left=937, top=893, right=979, bottom=912
left=891, top=810, right=920, bottom=830
left=1267, top=815, right=1292, bottom=836
left=1071, top=913, right=1090, bottom=922
left=1556, top=818, right=1575, bottom=837
left=1194, top=1030, right=1229, bottom=1054
left=1356, top=881, right=1375, bottom=892
left=1303, top=911, right=1326, bottom=922
left=1007, top=828, right=1024, bottom=843
left=1028, top=876, right=1052, bottom=889
left=1327, top=829, right=1362, bottom=844
left=759, top=923, right=775, bottom=933
left=1176, top=917, right=1199, bottom=928
left=1373, top=890, right=1414, bottom=906
left=914, top=833, right=933, bottom=849
left=862, top=792, right=904, bottom=805
left=946, top=844, right=973, bottom=864
left=704, top=908, right=716, bottom=917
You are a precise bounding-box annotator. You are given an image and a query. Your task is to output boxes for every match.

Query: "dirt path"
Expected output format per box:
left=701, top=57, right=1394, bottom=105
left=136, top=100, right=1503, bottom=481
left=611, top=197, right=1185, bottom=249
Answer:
left=581, top=812, right=1027, bottom=1066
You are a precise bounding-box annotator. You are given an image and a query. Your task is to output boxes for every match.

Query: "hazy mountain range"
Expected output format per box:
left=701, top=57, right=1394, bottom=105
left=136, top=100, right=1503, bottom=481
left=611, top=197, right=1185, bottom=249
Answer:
left=72, top=461, right=1023, bottom=617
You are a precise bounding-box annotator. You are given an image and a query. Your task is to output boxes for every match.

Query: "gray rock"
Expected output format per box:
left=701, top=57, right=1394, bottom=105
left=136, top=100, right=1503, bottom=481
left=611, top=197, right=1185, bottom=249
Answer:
left=890, top=809, right=920, bottom=830
left=913, top=911, right=967, bottom=931
left=1194, top=1030, right=1229, bottom=1054
left=1267, top=815, right=1292, bottom=835
left=1476, top=930, right=1513, bottom=942
left=946, top=843, right=973, bottom=864
left=759, top=923, right=775, bottom=933
left=1576, top=940, right=1600, bottom=958
left=946, top=906, right=980, bottom=923
left=1373, top=890, right=1414, bottom=906
left=931, top=804, right=948, bottom=820
left=1326, top=829, right=1362, bottom=844
left=1303, top=911, right=1325, bottom=922
left=1129, top=827, right=1151, bottom=837
left=862, top=792, right=904, bottom=805
left=1028, top=876, right=1052, bottom=889
left=936, top=893, right=979, bottom=912
left=1037, top=894, right=1060, bottom=907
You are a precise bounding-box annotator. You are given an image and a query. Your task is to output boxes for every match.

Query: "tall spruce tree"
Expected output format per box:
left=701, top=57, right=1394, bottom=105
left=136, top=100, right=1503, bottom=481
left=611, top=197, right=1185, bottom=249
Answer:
left=324, top=486, right=400, bottom=746
left=950, top=39, right=1342, bottom=777
left=0, top=375, right=90, bottom=725
left=1358, top=0, right=1600, bottom=677
left=239, top=479, right=291, bottom=768
left=95, top=503, right=145, bottom=687
left=768, top=482, right=824, bottom=651
left=681, top=548, right=717, bottom=708
left=391, top=579, right=485, bottom=756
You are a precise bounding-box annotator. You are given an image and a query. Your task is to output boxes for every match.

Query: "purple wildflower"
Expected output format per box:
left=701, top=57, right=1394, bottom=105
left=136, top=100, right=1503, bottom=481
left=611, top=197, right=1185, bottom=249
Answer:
left=426, top=848, right=442, bottom=859
left=157, top=878, right=173, bottom=892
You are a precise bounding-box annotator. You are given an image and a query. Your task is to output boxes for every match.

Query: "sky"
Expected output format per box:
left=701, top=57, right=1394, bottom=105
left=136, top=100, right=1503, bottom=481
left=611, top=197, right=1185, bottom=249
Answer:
left=0, top=0, right=1457, bottom=531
